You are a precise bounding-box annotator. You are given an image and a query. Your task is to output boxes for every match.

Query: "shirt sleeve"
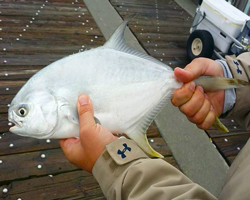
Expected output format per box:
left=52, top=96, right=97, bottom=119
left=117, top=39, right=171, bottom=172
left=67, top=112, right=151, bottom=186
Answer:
left=223, top=52, right=250, bottom=130
left=92, top=138, right=217, bottom=200
left=216, top=60, right=236, bottom=114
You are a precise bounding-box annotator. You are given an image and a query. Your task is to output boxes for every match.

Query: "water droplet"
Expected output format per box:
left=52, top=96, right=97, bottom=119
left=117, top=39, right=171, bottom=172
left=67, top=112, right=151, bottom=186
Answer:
left=16, top=38, right=20, bottom=41
left=2, top=188, right=8, bottom=193
left=46, top=139, right=51, bottom=143
left=95, top=36, right=98, bottom=39
left=0, top=160, right=2, bottom=164
left=0, top=28, right=2, bottom=31
left=7, top=104, right=10, bottom=107
left=0, top=38, right=2, bottom=40
left=23, top=29, right=26, bottom=31
left=41, top=6, right=44, bottom=9
left=224, top=138, right=228, bottom=142
left=0, top=20, right=2, bottom=22
left=82, top=23, right=85, bottom=25
left=86, top=20, right=89, bottom=22
left=150, top=139, right=154, bottom=143
left=19, top=34, right=22, bottom=37
left=231, top=119, right=234, bottom=123
left=154, top=49, right=157, bottom=52
left=36, top=13, right=38, bottom=15
left=0, top=136, right=2, bottom=139
left=30, top=21, right=33, bottom=23
left=237, top=147, right=241, bottom=150
left=41, top=154, right=46, bottom=158
left=48, top=174, right=53, bottom=177
left=78, top=15, right=81, bottom=18
left=90, top=28, right=93, bottom=30
left=17, top=198, right=22, bottom=200
left=72, top=2, right=74, bottom=4
left=9, top=143, right=14, bottom=147
left=37, top=164, right=42, bottom=169
left=32, top=18, right=35, bottom=20
left=234, top=126, right=237, bottom=129
left=86, top=31, right=89, bottom=33
left=4, top=60, right=7, bottom=63
left=6, top=88, right=9, bottom=91
left=147, top=41, right=150, bottom=43
left=160, top=59, right=163, bottom=61
left=3, top=48, right=6, bottom=51
left=26, top=25, right=29, bottom=28
left=91, top=39, right=93, bottom=42
left=82, top=45, right=85, bottom=48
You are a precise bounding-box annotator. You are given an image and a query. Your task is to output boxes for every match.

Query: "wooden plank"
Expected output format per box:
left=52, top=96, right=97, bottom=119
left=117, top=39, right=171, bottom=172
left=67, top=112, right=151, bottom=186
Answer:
left=0, top=133, right=60, bottom=156
left=0, top=171, right=106, bottom=200
left=0, top=148, right=77, bottom=183
left=212, top=133, right=250, bottom=158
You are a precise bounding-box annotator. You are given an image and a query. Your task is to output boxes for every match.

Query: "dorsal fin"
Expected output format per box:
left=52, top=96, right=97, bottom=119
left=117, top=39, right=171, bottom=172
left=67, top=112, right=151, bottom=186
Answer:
left=104, top=14, right=172, bottom=70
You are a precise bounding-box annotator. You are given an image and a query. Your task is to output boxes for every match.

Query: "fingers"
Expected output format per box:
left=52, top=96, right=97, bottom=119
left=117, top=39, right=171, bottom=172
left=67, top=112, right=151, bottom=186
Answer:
left=77, top=94, right=96, bottom=135
left=179, top=86, right=205, bottom=117
left=172, top=81, right=216, bottom=131
left=171, top=82, right=196, bottom=107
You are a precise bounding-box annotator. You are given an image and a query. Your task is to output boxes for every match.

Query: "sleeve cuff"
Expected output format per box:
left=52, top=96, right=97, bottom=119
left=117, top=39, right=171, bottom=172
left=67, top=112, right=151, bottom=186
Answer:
left=216, top=60, right=236, bottom=114
left=92, top=138, right=149, bottom=195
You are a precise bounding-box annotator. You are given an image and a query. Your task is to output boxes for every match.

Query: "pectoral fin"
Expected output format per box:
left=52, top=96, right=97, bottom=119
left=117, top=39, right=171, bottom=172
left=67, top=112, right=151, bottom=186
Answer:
left=61, top=104, right=79, bottom=125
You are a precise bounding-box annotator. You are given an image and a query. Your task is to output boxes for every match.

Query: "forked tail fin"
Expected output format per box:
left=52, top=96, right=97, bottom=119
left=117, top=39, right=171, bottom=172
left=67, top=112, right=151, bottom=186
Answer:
left=195, top=76, right=250, bottom=132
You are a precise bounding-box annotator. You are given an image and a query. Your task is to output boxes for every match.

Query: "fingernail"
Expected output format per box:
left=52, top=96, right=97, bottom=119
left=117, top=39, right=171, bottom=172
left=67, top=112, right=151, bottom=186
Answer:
left=210, top=105, right=214, bottom=111
left=189, top=82, right=195, bottom=92
left=198, top=86, right=204, bottom=93
left=79, top=95, right=89, bottom=106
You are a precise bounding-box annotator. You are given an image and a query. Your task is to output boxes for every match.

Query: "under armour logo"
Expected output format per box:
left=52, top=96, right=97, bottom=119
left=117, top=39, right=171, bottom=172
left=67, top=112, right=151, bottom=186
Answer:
left=233, top=60, right=242, bottom=74
left=117, top=143, right=131, bottom=159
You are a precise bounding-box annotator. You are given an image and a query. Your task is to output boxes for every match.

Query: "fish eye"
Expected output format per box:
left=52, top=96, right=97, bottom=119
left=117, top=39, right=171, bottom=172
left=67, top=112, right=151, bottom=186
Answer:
left=18, top=107, right=28, bottom=117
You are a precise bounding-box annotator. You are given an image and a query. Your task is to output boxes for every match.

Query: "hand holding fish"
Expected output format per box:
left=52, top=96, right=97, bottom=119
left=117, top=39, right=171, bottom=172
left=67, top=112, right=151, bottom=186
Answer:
left=59, top=94, right=118, bottom=173
left=172, top=58, right=225, bottom=130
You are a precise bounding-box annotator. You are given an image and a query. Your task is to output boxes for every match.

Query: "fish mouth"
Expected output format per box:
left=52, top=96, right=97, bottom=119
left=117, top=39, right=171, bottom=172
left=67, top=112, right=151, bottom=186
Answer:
left=8, top=110, right=23, bottom=133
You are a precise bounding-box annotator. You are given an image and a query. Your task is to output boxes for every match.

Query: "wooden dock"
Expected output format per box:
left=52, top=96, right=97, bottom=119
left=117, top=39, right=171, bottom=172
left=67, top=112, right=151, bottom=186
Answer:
left=0, top=0, right=249, bottom=199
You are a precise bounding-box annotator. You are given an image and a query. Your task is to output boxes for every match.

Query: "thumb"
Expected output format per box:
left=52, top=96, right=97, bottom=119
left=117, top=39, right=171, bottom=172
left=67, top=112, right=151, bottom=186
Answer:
left=174, top=58, right=213, bottom=83
left=77, top=94, right=96, bottom=134
left=174, top=67, right=194, bottom=83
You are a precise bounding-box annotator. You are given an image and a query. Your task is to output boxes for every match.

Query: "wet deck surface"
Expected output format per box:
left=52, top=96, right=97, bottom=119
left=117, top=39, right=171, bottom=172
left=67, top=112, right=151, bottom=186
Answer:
left=0, top=0, right=249, bottom=199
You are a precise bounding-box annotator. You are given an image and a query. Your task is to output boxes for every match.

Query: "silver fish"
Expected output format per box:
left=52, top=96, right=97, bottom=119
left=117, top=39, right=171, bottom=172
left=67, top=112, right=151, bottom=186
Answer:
left=8, top=16, right=250, bottom=158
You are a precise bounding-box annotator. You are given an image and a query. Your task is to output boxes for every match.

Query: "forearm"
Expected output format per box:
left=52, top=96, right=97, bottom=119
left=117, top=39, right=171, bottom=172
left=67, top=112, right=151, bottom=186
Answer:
left=93, top=138, right=217, bottom=200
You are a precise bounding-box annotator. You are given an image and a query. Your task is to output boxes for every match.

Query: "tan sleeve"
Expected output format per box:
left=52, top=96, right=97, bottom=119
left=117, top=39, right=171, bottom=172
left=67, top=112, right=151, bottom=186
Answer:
left=224, top=52, right=250, bottom=130
left=92, top=138, right=217, bottom=200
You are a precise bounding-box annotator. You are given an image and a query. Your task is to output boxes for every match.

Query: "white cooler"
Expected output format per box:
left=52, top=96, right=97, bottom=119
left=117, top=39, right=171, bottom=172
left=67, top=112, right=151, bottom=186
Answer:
left=197, top=0, right=250, bottom=53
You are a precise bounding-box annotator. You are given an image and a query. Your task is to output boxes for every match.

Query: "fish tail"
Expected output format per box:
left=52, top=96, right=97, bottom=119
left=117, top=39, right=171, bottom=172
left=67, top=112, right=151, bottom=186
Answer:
left=195, top=76, right=250, bottom=132
left=194, top=76, right=250, bottom=92
left=212, top=117, right=229, bottom=133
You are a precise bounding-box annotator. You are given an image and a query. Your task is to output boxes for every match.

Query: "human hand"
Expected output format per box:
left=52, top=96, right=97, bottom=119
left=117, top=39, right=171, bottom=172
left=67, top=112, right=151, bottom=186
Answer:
left=60, top=94, right=118, bottom=173
left=171, top=58, right=225, bottom=130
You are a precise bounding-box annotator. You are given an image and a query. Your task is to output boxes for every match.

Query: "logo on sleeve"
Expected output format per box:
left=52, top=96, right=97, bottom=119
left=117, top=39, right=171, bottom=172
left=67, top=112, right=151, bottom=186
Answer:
left=233, top=60, right=242, bottom=74
left=117, top=143, right=131, bottom=159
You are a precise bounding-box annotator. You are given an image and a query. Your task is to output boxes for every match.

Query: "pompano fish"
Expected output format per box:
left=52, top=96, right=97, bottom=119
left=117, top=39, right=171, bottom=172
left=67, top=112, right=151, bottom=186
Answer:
left=8, top=16, right=250, bottom=158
